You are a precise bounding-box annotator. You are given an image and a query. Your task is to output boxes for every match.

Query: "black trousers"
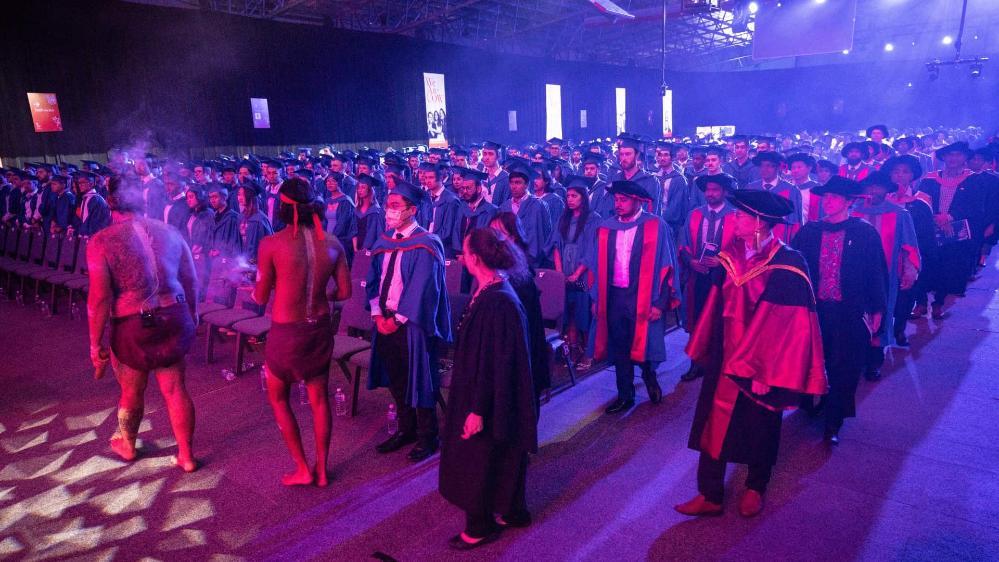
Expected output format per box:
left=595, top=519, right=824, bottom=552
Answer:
left=817, top=302, right=868, bottom=431
left=608, top=287, right=655, bottom=401
left=894, top=286, right=916, bottom=337
left=379, top=325, right=438, bottom=445
left=696, top=453, right=772, bottom=505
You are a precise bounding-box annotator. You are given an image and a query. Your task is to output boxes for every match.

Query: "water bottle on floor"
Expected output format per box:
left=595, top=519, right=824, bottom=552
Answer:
left=386, top=404, right=398, bottom=435
left=259, top=366, right=267, bottom=391
left=334, top=387, right=347, bottom=417
left=298, top=381, right=309, bottom=404
left=69, top=301, right=79, bottom=320
left=221, top=368, right=236, bottom=382
left=38, top=299, right=51, bottom=318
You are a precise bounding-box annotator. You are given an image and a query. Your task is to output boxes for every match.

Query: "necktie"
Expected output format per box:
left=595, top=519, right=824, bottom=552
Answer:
left=707, top=210, right=719, bottom=245
left=378, top=233, right=404, bottom=314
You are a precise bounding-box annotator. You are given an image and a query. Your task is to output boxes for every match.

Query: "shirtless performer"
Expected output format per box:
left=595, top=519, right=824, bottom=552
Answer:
left=253, top=177, right=351, bottom=487
left=87, top=176, right=199, bottom=472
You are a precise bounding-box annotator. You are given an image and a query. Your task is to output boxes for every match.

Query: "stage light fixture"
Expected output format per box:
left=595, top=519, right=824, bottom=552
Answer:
left=814, top=0, right=826, bottom=4
left=748, top=1, right=759, bottom=14
left=884, top=43, right=894, bottom=52
left=926, top=62, right=939, bottom=81
left=942, top=35, right=954, bottom=45
left=842, top=49, right=850, bottom=55
left=970, top=62, right=983, bottom=78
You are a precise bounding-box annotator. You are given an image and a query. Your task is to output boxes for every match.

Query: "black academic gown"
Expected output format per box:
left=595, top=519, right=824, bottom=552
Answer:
left=509, top=273, right=552, bottom=407
left=918, top=172, right=991, bottom=295
left=439, top=281, right=538, bottom=515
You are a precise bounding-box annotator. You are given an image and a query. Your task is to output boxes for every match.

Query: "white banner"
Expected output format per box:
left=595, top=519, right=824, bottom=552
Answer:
left=662, top=90, right=673, bottom=138
left=423, top=73, right=448, bottom=148
left=545, top=84, right=563, bottom=141
left=615, top=87, right=626, bottom=135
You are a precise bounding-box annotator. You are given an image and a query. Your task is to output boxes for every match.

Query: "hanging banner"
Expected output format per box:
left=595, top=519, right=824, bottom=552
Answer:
left=250, top=98, right=270, bottom=129
left=662, top=90, right=673, bottom=138
left=545, top=84, right=563, bottom=141
left=27, top=92, right=63, bottom=133
left=615, top=87, right=626, bottom=135
left=423, top=73, right=448, bottom=148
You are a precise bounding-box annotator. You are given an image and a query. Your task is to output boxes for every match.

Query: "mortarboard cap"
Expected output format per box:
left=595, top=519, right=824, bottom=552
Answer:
left=607, top=180, right=652, bottom=200
left=390, top=179, right=428, bottom=206
left=727, top=189, right=795, bottom=222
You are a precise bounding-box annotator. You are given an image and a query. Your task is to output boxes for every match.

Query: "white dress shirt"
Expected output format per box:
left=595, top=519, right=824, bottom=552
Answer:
left=612, top=210, right=642, bottom=288
left=370, top=220, right=420, bottom=324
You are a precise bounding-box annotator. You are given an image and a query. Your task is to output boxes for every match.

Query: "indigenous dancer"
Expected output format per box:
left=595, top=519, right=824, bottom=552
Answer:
left=253, top=178, right=351, bottom=486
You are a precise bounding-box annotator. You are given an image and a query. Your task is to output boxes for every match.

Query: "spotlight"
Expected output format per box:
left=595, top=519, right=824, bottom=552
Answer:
left=815, top=0, right=826, bottom=4
left=906, top=82, right=913, bottom=88
left=884, top=43, right=895, bottom=52
left=970, top=62, right=983, bottom=78
left=748, top=1, right=759, bottom=14
left=942, top=35, right=953, bottom=45
left=841, top=49, right=850, bottom=55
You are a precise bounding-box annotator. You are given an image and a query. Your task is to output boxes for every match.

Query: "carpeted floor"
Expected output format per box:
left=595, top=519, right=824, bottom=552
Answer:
left=1, top=261, right=998, bottom=561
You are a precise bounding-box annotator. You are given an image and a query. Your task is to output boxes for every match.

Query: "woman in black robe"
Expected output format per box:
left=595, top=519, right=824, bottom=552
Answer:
left=439, top=228, right=539, bottom=550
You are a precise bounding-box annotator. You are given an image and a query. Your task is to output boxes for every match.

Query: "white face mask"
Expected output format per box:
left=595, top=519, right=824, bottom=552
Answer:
left=385, top=208, right=405, bottom=229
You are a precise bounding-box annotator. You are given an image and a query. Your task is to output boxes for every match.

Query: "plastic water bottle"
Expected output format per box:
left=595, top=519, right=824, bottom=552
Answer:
left=259, top=367, right=267, bottom=391
left=38, top=299, right=51, bottom=318
left=14, top=289, right=23, bottom=306
left=334, top=388, right=348, bottom=417
left=69, top=301, right=80, bottom=320
left=221, top=368, right=236, bottom=382
left=386, top=404, right=398, bottom=435
left=298, top=381, right=309, bottom=404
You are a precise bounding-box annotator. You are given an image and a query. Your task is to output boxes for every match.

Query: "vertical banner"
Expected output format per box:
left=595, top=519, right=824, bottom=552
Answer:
left=27, top=93, right=63, bottom=133
left=508, top=110, right=518, bottom=132
left=662, top=90, right=673, bottom=138
left=615, top=87, right=626, bottom=135
left=545, top=84, right=563, bottom=141
left=580, top=110, right=588, bottom=129
left=423, top=73, right=448, bottom=148
left=250, top=98, right=270, bottom=129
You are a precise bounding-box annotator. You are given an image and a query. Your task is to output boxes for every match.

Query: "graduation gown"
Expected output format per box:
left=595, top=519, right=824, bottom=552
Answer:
left=323, top=193, right=358, bottom=251
left=917, top=170, right=991, bottom=295
left=796, top=180, right=823, bottom=223
left=839, top=164, right=873, bottom=182
left=439, top=281, right=538, bottom=515
left=210, top=207, right=242, bottom=258
left=482, top=168, right=511, bottom=207
left=240, top=210, right=273, bottom=264
left=500, top=195, right=552, bottom=270
left=355, top=204, right=385, bottom=251
left=551, top=213, right=598, bottom=333
left=185, top=208, right=215, bottom=299
left=74, top=192, right=111, bottom=236
left=589, top=179, right=615, bottom=218
left=888, top=190, right=938, bottom=296
left=661, top=170, right=703, bottom=237
left=366, top=228, right=452, bottom=408
left=722, top=159, right=761, bottom=188
left=678, top=203, right=736, bottom=330
left=588, top=212, right=680, bottom=364
left=163, top=195, right=191, bottom=233
left=539, top=191, right=565, bottom=234
left=142, top=178, right=167, bottom=220
left=262, top=182, right=285, bottom=232
left=47, top=191, right=76, bottom=231
left=425, top=189, right=463, bottom=258
left=686, top=240, right=827, bottom=465
left=458, top=199, right=499, bottom=242
left=746, top=179, right=803, bottom=243
left=851, top=201, right=920, bottom=345
left=794, top=218, right=887, bottom=422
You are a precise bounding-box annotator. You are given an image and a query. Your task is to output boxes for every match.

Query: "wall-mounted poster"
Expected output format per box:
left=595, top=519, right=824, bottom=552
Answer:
left=545, top=84, right=563, bottom=141
left=423, top=73, right=448, bottom=148
left=662, top=90, right=673, bottom=138
left=615, top=88, right=626, bottom=135
left=27, top=93, right=63, bottom=133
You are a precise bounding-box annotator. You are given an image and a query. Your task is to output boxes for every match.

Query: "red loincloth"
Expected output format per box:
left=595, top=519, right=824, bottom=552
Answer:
left=264, top=315, right=333, bottom=383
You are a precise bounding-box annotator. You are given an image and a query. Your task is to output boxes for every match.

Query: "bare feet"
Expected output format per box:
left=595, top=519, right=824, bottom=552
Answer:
left=172, top=455, right=199, bottom=473
left=281, top=467, right=314, bottom=486
left=313, top=466, right=330, bottom=487
left=110, top=435, right=138, bottom=462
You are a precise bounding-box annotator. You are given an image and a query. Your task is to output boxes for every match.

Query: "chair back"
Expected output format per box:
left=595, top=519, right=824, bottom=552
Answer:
left=59, top=233, right=80, bottom=272
left=351, top=250, right=373, bottom=281
left=535, top=268, right=566, bottom=325
left=75, top=237, right=91, bottom=275
left=41, top=232, right=63, bottom=269
left=0, top=223, right=10, bottom=253
left=337, top=278, right=373, bottom=336
left=14, top=227, right=34, bottom=262
left=444, top=259, right=464, bottom=294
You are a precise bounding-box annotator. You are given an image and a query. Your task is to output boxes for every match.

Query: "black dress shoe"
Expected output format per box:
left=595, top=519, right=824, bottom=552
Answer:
left=448, top=530, right=501, bottom=551
left=604, top=398, right=635, bottom=414
left=375, top=432, right=417, bottom=454
left=643, top=375, right=663, bottom=404
left=407, top=439, right=439, bottom=462
left=496, top=511, right=532, bottom=528
left=894, top=332, right=909, bottom=347
left=679, top=367, right=703, bottom=382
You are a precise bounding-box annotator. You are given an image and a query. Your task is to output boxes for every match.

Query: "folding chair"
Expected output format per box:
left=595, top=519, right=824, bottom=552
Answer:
left=535, top=268, right=577, bottom=387
left=203, top=285, right=262, bottom=363
left=231, top=299, right=274, bottom=377
left=6, top=229, right=44, bottom=299
left=332, top=279, right=374, bottom=417
left=26, top=233, right=72, bottom=308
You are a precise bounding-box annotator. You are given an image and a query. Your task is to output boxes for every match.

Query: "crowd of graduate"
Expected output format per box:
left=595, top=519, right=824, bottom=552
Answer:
left=3, top=123, right=998, bottom=549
